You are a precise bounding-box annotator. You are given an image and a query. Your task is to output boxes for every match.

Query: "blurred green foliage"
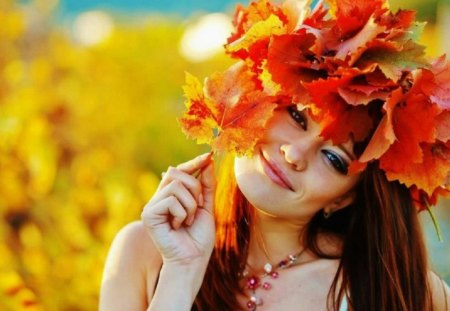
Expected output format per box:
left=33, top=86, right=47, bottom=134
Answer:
left=0, top=0, right=448, bottom=310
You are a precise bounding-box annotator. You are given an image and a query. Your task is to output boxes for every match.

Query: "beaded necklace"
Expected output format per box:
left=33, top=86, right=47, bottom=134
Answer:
left=241, top=249, right=306, bottom=310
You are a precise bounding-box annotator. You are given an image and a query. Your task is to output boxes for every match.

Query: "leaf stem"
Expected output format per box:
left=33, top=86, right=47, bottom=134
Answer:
left=426, top=204, right=443, bottom=242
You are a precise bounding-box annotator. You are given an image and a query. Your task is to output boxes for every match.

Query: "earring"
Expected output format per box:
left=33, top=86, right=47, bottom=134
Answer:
left=323, top=209, right=333, bottom=219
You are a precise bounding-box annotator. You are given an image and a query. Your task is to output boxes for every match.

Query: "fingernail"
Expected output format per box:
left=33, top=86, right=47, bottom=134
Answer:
left=187, top=216, right=194, bottom=226
left=199, top=153, right=209, bottom=159
left=199, top=193, right=204, bottom=206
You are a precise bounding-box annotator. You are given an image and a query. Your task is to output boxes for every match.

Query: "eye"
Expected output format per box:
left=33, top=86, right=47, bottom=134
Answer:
left=321, top=150, right=348, bottom=175
left=287, top=106, right=307, bottom=130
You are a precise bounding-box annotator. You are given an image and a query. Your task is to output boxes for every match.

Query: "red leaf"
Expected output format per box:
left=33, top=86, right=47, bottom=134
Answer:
left=411, top=186, right=450, bottom=211
left=333, top=17, right=386, bottom=66
left=421, top=55, right=450, bottom=109
left=306, top=75, right=374, bottom=144
left=267, top=31, right=319, bottom=103
left=385, top=143, right=450, bottom=196
left=226, top=0, right=288, bottom=59
left=380, top=93, right=440, bottom=180
left=436, top=111, right=450, bottom=143
left=319, top=103, right=374, bottom=144
left=328, top=0, right=386, bottom=38
left=379, top=9, right=416, bottom=31
left=358, top=88, right=403, bottom=162
left=338, top=86, right=389, bottom=106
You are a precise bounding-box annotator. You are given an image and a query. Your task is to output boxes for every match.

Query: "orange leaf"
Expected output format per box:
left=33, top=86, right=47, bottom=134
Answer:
left=358, top=88, right=402, bottom=162
left=421, top=55, right=450, bottom=109
left=179, top=72, right=217, bottom=145
left=436, top=111, right=450, bottom=143
left=334, top=17, right=386, bottom=66
left=380, top=93, right=440, bottom=177
left=281, top=0, right=312, bottom=32
left=411, top=186, right=450, bottom=211
left=328, top=0, right=386, bottom=37
left=267, top=31, right=318, bottom=103
left=226, top=0, right=287, bottom=58
left=385, top=143, right=450, bottom=196
left=338, top=86, right=389, bottom=106
left=226, top=14, right=286, bottom=56
left=180, top=63, right=277, bottom=155
left=306, top=74, right=375, bottom=144
left=212, top=91, right=276, bottom=154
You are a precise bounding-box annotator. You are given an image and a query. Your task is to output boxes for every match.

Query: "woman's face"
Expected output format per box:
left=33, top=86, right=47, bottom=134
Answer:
left=234, top=105, right=361, bottom=221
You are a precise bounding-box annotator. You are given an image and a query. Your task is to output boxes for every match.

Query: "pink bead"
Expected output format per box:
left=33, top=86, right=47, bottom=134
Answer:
left=270, top=271, right=279, bottom=279
left=247, top=276, right=259, bottom=289
left=278, top=260, right=288, bottom=268
left=247, top=300, right=256, bottom=309
left=262, top=282, right=272, bottom=290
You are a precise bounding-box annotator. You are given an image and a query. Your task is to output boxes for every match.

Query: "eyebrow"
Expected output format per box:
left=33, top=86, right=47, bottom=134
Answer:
left=338, top=144, right=355, bottom=161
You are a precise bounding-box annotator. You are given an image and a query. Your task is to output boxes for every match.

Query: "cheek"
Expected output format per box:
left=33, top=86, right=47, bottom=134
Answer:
left=234, top=157, right=293, bottom=210
left=302, top=168, right=359, bottom=208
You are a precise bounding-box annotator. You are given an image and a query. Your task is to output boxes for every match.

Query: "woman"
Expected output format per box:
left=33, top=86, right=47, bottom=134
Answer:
left=100, top=0, right=450, bottom=310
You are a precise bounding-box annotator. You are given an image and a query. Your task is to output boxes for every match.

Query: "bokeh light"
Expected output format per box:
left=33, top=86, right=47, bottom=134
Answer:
left=179, top=13, right=233, bottom=62
left=72, top=10, right=114, bottom=46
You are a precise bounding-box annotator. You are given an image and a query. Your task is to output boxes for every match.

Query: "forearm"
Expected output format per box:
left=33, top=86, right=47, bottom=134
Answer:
left=148, top=261, right=208, bottom=311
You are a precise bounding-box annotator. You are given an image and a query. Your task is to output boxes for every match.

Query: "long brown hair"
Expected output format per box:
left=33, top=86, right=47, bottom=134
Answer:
left=193, top=155, right=434, bottom=311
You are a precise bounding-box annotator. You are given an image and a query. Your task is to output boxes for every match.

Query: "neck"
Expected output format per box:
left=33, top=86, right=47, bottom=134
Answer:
left=247, top=209, right=311, bottom=269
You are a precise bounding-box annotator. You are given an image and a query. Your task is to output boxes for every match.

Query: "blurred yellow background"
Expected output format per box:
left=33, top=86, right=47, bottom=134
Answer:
left=0, top=0, right=449, bottom=310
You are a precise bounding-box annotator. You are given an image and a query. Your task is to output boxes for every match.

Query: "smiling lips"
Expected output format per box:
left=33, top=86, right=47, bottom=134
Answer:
left=260, top=150, right=295, bottom=192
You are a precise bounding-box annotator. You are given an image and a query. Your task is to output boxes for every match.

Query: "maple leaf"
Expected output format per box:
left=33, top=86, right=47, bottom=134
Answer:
left=226, top=14, right=286, bottom=57
left=379, top=9, right=416, bottom=31
left=266, top=31, right=319, bottom=103
left=319, top=103, right=374, bottom=144
left=385, top=143, right=450, bottom=196
left=180, top=62, right=277, bottom=155
left=328, top=0, right=386, bottom=38
left=334, top=17, right=386, bottom=66
left=362, top=40, right=427, bottom=82
left=411, top=186, right=450, bottom=212
left=281, top=0, right=312, bottom=32
left=421, top=55, right=450, bottom=109
left=303, top=1, right=328, bottom=29
left=305, top=75, right=374, bottom=144
left=379, top=92, right=439, bottom=176
left=179, top=72, right=217, bottom=145
left=357, top=88, right=403, bottom=163
left=338, top=86, right=389, bottom=106
left=226, top=0, right=288, bottom=60
left=436, top=111, right=450, bottom=143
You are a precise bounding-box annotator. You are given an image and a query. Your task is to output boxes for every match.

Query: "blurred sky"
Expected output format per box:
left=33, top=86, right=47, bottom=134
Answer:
left=58, top=0, right=243, bottom=17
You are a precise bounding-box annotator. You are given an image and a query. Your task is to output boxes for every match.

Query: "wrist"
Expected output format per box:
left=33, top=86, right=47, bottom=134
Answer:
left=148, top=261, right=209, bottom=311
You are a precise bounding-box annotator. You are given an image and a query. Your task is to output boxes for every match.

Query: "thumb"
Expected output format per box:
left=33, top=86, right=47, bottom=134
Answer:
left=199, top=159, right=216, bottom=214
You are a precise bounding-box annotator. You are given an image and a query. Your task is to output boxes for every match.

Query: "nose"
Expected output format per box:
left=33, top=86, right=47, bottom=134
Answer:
left=280, top=143, right=308, bottom=171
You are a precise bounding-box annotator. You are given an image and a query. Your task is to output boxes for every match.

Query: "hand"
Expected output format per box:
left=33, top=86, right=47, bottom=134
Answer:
left=141, top=153, right=216, bottom=265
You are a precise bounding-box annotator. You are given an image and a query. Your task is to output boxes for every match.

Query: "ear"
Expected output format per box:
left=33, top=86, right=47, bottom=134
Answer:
left=324, top=190, right=356, bottom=214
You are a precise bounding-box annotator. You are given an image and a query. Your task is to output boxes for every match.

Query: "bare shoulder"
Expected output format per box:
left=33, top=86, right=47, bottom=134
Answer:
left=104, top=220, right=162, bottom=271
left=428, top=270, right=450, bottom=311
left=99, top=221, right=162, bottom=311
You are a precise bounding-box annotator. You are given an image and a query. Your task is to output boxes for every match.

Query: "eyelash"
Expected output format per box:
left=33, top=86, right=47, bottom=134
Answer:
left=287, top=106, right=307, bottom=130
left=321, top=151, right=348, bottom=175
left=287, top=106, right=349, bottom=175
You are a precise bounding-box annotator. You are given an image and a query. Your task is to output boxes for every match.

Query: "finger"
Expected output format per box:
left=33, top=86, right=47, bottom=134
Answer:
left=199, top=160, right=216, bottom=214
left=144, top=195, right=187, bottom=230
left=159, top=167, right=203, bottom=205
left=176, top=152, right=212, bottom=175
left=152, top=180, right=198, bottom=225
